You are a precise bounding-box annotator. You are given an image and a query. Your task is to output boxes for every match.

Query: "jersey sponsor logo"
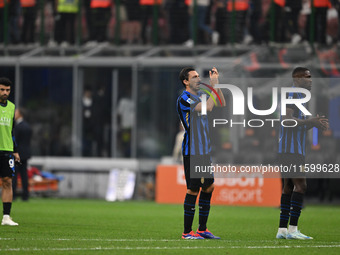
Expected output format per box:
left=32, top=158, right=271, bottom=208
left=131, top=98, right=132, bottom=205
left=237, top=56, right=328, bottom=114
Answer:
left=0, top=116, right=11, bottom=126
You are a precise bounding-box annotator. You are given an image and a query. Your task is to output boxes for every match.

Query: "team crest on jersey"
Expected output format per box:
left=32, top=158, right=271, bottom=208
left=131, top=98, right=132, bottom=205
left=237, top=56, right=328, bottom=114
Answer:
left=186, top=98, right=195, bottom=104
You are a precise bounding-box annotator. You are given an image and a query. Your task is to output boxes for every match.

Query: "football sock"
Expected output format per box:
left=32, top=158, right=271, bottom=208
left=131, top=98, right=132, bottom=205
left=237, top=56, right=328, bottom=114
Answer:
left=278, top=228, right=288, bottom=234
left=184, top=194, right=197, bottom=234
left=288, top=225, right=298, bottom=233
left=3, top=202, right=12, bottom=215
left=289, top=191, right=304, bottom=227
left=198, top=191, right=212, bottom=231
left=279, top=193, right=291, bottom=228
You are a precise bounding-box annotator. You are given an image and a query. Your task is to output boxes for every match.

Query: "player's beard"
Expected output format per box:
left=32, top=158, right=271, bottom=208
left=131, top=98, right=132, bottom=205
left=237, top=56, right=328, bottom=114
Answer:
left=190, top=82, right=200, bottom=93
left=0, top=95, right=8, bottom=103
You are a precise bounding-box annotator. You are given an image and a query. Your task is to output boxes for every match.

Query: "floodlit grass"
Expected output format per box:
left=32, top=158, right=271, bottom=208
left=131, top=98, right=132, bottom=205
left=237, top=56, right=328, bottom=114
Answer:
left=0, top=199, right=339, bottom=254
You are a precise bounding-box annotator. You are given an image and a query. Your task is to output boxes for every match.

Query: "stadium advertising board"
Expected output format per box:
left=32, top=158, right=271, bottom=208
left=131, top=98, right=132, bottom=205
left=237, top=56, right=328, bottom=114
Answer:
left=156, top=165, right=281, bottom=206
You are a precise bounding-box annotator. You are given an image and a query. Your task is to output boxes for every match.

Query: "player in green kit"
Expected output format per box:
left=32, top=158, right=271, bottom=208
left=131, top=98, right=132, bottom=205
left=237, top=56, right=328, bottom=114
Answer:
left=0, top=77, right=21, bottom=226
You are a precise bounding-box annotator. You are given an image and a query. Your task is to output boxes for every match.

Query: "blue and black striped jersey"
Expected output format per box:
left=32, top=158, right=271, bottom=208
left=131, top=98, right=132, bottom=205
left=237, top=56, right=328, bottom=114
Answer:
left=278, top=89, right=307, bottom=156
left=176, top=91, right=211, bottom=156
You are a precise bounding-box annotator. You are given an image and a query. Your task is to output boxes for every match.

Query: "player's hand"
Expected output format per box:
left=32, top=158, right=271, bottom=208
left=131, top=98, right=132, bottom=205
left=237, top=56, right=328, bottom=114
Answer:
left=13, top=152, right=21, bottom=165
left=311, top=115, right=329, bottom=131
left=209, top=67, right=219, bottom=87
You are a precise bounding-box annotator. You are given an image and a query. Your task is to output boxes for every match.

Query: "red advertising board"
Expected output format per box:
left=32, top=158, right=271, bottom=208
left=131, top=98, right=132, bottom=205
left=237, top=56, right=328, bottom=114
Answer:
left=156, top=165, right=281, bottom=207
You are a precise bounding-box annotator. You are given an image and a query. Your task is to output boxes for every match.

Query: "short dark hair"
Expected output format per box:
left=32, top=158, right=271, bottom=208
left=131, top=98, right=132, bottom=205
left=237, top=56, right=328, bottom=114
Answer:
left=0, top=77, right=12, bottom=87
left=292, top=67, right=309, bottom=78
left=179, top=67, right=195, bottom=88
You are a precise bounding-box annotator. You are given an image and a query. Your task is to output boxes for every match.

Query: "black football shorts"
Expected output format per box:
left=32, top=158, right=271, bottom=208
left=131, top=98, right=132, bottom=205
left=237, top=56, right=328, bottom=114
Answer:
left=0, top=154, right=15, bottom=178
left=278, top=153, right=306, bottom=178
left=183, top=155, right=214, bottom=190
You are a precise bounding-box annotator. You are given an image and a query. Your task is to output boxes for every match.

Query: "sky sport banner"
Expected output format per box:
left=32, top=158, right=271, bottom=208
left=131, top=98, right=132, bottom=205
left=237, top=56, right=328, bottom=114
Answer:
left=156, top=165, right=281, bottom=206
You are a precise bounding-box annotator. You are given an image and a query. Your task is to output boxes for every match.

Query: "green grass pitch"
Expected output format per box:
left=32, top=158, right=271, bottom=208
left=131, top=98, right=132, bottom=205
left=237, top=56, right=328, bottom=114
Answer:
left=0, top=199, right=339, bottom=254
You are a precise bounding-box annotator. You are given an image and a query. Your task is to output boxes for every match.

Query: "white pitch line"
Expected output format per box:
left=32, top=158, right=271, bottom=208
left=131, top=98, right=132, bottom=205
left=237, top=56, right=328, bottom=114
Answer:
left=1, top=237, right=340, bottom=244
left=1, top=245, right=340, bottom=252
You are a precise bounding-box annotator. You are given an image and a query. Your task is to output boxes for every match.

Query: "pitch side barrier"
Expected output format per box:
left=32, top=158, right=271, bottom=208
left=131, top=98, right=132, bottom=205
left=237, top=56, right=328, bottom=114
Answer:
left=28, top=157, right=159, bottom=199
left=29, top=157, right=140, bottom=172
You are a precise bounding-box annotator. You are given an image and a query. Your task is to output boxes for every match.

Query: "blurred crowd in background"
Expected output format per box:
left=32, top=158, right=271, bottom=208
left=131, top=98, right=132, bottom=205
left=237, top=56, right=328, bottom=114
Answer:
left=1, top=0, right=340, bottom=47
left=1, top=0, right=339, bottom=164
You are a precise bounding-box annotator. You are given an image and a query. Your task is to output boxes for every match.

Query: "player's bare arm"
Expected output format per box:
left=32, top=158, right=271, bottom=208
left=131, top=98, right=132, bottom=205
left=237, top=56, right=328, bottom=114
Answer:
left=194, top=67, right=224, bottom=112
left=210, top=67, right=226, bottom=107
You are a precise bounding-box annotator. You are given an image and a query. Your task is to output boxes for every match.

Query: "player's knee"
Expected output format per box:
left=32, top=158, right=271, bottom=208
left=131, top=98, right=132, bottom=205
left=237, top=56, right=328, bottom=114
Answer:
left=187, top=189, right=199, bottom=196
left=283, top=182, right=293, bottom=194
left=283, top=186, right=293, bottom=195
left=202, top=183, right=214, bottom=193
left=297, top=183, right=307, bottom=194
left=1, top=177, right=12, bottom=189
left=294, top=181, right=307, bottom=194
